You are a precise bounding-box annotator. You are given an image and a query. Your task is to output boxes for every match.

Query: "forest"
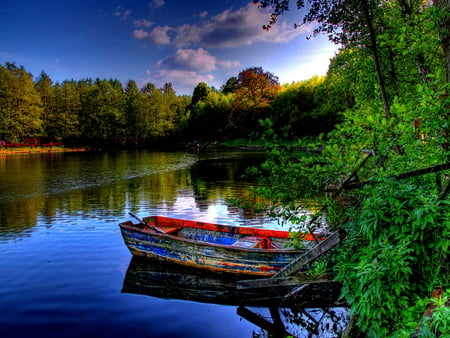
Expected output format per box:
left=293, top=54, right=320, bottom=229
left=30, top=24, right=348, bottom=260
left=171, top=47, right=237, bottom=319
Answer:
left=1, top=0, right=449, bottom=336
left=0, top=62, right=344, bottom=148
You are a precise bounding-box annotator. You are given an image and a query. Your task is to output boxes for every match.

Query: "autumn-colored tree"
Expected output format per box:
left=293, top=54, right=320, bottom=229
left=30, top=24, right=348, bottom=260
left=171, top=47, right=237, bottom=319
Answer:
left=234, top=67, right=280, bottom=109
left=230, top=67, right=280, bottom=137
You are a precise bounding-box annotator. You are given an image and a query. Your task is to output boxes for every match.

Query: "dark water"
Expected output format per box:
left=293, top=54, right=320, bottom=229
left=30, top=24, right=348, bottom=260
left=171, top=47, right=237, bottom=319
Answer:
left=0, top=150, right=348, bottom=337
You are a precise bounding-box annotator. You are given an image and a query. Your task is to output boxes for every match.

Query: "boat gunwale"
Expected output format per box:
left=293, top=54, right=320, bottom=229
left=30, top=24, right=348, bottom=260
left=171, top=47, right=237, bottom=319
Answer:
left=144, top=215, right=296, bottom=238
left=119, top=221, right=303, bottom=254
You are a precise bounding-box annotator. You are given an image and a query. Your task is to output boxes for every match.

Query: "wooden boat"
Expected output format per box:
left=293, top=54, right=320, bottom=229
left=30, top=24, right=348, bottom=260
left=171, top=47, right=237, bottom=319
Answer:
left=119, top=215, right=320, bottom=276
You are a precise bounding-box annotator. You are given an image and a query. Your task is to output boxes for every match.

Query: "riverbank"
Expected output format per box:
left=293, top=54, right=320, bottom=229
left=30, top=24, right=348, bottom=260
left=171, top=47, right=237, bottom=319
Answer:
left=0, top=147, right=90, bottom=155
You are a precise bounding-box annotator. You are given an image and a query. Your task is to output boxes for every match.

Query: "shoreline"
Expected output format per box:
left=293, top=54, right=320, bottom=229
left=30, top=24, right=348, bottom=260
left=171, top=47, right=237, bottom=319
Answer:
left=0, top=147, right=90, bottom=155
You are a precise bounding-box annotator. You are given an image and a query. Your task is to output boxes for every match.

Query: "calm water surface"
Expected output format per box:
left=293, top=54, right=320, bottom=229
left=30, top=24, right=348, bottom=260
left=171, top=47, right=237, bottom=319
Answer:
left=0, top=150, right=348, bottom=337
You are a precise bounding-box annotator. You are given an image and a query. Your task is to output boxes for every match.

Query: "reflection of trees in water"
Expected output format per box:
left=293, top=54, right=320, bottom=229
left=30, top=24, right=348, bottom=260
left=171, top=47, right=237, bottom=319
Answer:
left=0, top=150, right=324, bottom=238
left=281, top=306, right=349, bottom=337
left=247, top=306, right=349, bottom=337
left=0, top=151, right=269, bottom=236
left=0, top=151, right=196, bottom=235
left=190, top=155, right=268, bottom=216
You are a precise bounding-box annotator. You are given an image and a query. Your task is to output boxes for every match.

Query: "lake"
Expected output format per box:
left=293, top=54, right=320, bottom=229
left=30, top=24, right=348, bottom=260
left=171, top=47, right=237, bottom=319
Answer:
left=0, top=150, right=348, bottom=337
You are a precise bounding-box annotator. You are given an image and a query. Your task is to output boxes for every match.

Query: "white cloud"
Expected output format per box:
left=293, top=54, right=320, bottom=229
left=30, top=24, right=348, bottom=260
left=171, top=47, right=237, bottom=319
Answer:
left=142, top=48, right=241, bottom=94
left=141, top=68, right=214, bottom=94
left=157, top=48, right=217, bottom=72
left=133, top=29, right=150, bottom=39
left=217, top=60, right=241, bottom=69
left=133, top=19, right=154, bottom=28
left=133, top=3, right=307, bottom=48
left=133, top=25, right=172, bottom=45
left=150, top=0, right=165, bottom=8
left=132, top=3, right=313, bottom=94
left=113, top=6, right=132, bottom=20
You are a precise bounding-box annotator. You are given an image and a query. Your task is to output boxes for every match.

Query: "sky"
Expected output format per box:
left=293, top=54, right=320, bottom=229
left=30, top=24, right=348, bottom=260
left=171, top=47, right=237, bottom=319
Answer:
left=0, top=0, right=338, bottom=95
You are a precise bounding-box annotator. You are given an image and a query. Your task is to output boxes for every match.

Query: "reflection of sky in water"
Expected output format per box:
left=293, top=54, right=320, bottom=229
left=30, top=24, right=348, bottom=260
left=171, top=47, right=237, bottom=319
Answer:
left=139, top=193, right=326, bottom=232
left=0, top=151, right=345, bottom=338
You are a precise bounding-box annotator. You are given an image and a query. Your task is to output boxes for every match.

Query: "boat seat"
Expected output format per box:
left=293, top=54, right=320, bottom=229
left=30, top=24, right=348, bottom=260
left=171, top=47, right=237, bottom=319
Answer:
left=157, top=226, right=178, bottom=234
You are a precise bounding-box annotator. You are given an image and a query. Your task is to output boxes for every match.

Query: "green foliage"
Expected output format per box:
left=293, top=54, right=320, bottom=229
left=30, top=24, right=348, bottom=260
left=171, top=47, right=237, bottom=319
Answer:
left=190, top=82, right=210, bottom=107
left=248, top=2, right=450, bottom=336
left=271, top=76, right=336, bottom=136
left=0, top=59, right=348, bottom=145
left=429, top=291, right=450, bottom=336
left=255, top=83, right=450, bottom=336
left=221, top=76, right=237, bottom=94
left=336, top=180, right=449, bottom=334
left=188, top=91, right=234, bottom=139
left=52, top=81, right=81, bottom=139
left=0, top=65, right=192, bottom=146
left=0, top=63, right=43, bottom=140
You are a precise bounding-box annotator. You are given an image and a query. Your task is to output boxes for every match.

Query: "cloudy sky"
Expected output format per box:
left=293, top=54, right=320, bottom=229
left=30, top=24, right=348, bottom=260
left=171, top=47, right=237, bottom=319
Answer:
left=1, top=0, right=338, bottom=95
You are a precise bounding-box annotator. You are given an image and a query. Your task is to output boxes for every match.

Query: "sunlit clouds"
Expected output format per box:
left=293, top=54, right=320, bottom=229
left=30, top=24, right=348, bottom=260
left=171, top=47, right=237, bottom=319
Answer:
left=149, top=48, right=241, bottom=93
left=132, top=4, right=306, bottom=48
left=157, top=48, right=218, bottom=72
left=1, top=0, right=337, bottom=95
left=128, top=3, right=314, bottom=93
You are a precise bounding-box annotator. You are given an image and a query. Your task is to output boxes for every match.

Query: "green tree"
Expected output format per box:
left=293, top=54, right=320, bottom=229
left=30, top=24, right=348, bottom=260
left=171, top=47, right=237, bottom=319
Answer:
left=0, top=62, right=42, bottom=141
left=78, top=78, right=124, bottom=144
left=257, top=0, right=397, bottom=119
left=34, top=71, right=56, bottom=138
left=221, top=76, right=237, bottom=94
left=77, top=78, right=96, bottom=142
left=52, top=81, right=81, bottom=140
left=189, top=91, right=234, bottom=140
left=190, top=82, right=210, bottom=107
left=270, top=76, right=334, bottom=136
left=434, top=0, right=450, bottom=82
left=124, top=80, right=141, bottom=144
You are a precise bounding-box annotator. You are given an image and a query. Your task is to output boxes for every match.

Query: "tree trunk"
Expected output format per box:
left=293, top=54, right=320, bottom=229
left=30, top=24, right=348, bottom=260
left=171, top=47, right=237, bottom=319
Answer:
left=360, top=0, right=392, bottom=119
left=434, top=0, right=450, bottom=83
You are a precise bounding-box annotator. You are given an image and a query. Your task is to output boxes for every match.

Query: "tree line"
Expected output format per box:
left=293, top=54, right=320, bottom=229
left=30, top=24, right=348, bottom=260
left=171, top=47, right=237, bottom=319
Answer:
left=0, top=63, right=191, bottom=147
left=0, top=62, right=348, bottom=147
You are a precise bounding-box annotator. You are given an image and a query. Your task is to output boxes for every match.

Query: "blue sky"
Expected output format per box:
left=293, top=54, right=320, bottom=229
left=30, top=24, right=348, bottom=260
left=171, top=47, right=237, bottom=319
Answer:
left=1, top=0, right=338, bottom=95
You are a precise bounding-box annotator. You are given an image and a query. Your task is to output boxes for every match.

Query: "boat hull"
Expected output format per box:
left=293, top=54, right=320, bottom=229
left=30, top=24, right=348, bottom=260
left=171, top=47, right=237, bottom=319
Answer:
left=119, top=216, right=309, bottom=276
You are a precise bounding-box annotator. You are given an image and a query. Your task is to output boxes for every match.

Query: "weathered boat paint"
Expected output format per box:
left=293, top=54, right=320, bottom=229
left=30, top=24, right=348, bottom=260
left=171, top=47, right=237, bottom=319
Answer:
left=119, top=216, right=319, bottom=276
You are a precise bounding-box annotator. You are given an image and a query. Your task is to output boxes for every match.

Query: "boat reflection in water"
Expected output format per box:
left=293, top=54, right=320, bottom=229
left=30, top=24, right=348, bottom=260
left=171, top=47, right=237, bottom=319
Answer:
left=122, top=257, right=350, bottom=337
